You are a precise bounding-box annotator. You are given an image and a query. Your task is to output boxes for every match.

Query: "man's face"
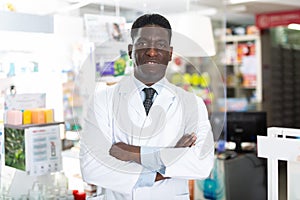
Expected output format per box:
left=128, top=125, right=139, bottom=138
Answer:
left=128, top=25, right=173, bottom=85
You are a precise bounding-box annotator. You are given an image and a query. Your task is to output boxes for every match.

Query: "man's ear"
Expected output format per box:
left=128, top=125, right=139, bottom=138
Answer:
left=168, top=46, right=173, bottom=61
left=128, top=44, right=133, bottom=59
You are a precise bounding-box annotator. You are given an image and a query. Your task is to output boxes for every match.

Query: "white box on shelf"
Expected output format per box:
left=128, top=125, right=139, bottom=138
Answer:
left=4, top=122, right=63, bottom=176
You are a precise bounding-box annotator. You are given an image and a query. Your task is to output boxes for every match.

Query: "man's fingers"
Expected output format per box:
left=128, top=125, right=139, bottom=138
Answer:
left=189, top=135, right=197, bottom=147
left=175, top=133, right=197, bottom=147
left=190, top=133, right=197, bottom=145
left=183, top=133, right=197, bottom=144
left=182, top=135, right=193, bottom=145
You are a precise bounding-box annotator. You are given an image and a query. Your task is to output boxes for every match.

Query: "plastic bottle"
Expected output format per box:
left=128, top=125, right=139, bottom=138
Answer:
left=55, top=172, right=69, bottom=191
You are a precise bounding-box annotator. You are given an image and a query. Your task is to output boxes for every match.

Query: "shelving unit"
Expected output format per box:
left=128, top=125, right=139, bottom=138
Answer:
left=62, top=75, right=82, bottom=147
left=224, top=35, right=262, bottom=103
left=269, top=45, right=300, bottom=128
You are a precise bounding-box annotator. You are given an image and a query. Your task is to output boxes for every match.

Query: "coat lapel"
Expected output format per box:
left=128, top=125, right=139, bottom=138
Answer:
left=117, top=76, right=146, bottom=118
left=151, top=79, right=176, bottom=115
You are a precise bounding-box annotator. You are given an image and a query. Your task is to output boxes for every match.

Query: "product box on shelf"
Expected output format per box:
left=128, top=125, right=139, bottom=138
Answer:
left=4, top=122, right=63, bottom=176
left=242, top=74, right=256, bottom=87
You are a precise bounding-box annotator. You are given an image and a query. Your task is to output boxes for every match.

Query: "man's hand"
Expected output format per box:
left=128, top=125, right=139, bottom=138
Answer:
left=154, top=133, right=197, bottom=182
left=109, top=142, right=141, bottom=164
left=175, top=132, right=197, bottom=148
left=155, top=172, right=170, bottom=182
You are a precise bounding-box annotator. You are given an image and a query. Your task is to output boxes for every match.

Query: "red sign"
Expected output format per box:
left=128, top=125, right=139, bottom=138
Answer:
left=256, top=10, right=300, bottom=29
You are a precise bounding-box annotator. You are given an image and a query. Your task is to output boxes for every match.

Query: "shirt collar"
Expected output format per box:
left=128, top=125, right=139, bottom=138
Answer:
left=132, top=74, right=165, bottom=95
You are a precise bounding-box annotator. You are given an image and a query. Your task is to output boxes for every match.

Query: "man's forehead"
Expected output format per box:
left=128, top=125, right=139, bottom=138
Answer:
left=135, top=26, right=169, bottom=39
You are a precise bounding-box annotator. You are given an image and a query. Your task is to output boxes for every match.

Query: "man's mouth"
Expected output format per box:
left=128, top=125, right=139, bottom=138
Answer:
left=145, top=61, right=158, bottom=65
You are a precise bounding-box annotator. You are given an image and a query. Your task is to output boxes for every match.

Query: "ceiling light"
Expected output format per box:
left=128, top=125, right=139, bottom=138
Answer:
left=196, top=8, right=218, bottom=16
left=226, top=0, right=258, bottom=4
left=288, top=23, right=300, bottom=31
left=229, top=5, right=247, bottom=12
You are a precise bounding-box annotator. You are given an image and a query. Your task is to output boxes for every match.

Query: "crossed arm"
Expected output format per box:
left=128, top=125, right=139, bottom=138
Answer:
left=109, top=133, right=197, bottom=181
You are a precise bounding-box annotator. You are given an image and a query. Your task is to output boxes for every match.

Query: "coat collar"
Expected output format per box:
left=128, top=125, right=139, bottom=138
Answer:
left=116, top=75, right=177, bottom=117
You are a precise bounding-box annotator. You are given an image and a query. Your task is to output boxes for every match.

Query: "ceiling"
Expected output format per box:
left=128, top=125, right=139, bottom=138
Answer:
left=7, top=0, right=300, bottom=25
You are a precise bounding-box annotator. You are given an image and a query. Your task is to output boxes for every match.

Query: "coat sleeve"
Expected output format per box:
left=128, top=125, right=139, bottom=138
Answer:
left=159, top=95, right=215, bottom=180
left=79, top=88, right=145, bottom=195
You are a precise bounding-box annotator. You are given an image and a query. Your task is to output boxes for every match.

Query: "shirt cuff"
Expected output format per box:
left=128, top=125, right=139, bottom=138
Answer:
left=141, top=146, right=165, bottom=172
left=134, top=168, right=156, bottom=188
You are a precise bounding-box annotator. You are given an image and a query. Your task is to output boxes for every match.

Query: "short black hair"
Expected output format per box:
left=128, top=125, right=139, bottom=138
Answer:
left=130, top=13, right=172, bottom=43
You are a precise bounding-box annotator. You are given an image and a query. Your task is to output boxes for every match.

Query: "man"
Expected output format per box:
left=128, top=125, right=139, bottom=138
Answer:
left=80, top=13, right=214, bottom=200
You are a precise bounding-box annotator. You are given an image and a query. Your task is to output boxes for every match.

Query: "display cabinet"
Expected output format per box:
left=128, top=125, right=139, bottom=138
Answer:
left=224, top=35, right=262, bottom=103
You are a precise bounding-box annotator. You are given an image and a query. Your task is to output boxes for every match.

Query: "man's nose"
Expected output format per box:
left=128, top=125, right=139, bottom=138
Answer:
left=146, top=47, right=158, bottom=56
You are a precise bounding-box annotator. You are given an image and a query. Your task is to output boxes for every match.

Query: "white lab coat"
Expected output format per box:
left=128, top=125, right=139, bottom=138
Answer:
left=80, top=75, right=214, bottom=200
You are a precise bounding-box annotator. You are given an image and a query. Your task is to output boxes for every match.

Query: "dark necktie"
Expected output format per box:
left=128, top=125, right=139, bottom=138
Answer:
left=143, top=88, right=156, bottom=115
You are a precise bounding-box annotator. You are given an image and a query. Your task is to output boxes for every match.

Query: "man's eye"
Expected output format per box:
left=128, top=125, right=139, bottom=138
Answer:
left=136, top=41, right=147, bottom=47
left=156, top=42, right=167, bottom=48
